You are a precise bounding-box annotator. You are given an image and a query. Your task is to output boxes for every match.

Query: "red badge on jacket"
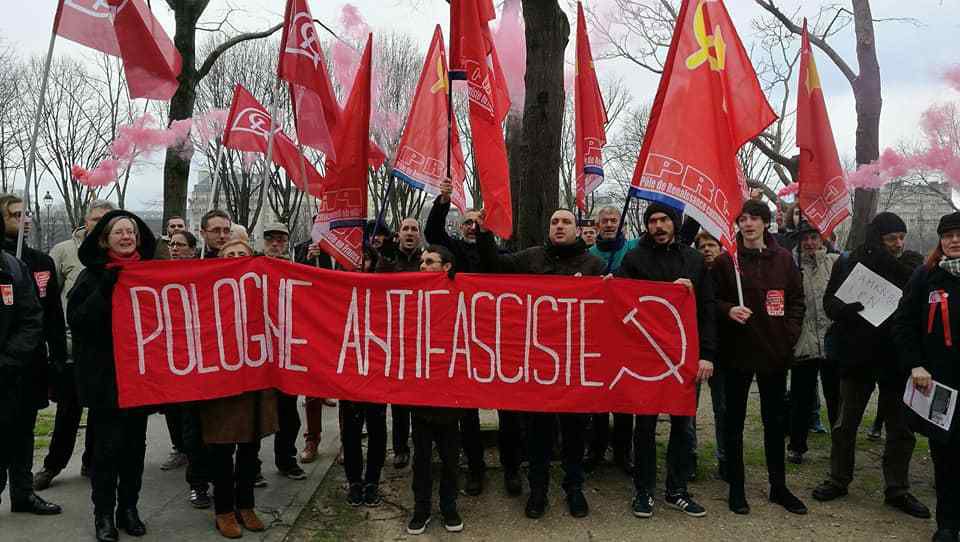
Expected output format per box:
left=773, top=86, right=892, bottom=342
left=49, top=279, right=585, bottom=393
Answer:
left=766, top=289, right=785, bottom=317
left=1, top=283, right=12, bottom=306
left=33, top=271, right=50, bottom=298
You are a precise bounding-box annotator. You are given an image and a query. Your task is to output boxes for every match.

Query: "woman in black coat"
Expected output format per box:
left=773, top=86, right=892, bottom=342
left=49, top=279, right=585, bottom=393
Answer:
left=68, top=210, right=155, bottom=542
left=894, top=212, right=960, bottom=542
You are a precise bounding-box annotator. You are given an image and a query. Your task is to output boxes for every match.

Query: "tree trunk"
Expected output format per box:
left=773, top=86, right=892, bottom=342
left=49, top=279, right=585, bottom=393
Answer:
left=846, top=0, right=882, bottom=249
left=504, top=112, right=523, bottom=249
left=516, top=0, right=569, bottom=249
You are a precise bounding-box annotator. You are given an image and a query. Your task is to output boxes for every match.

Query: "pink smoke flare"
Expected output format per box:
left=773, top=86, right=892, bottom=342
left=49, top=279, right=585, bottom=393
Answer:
left=777, top=183, right=799, bottom=198
left=493, top=0, right=526, bottom=112
left=945, top=64, right=960, bottom=93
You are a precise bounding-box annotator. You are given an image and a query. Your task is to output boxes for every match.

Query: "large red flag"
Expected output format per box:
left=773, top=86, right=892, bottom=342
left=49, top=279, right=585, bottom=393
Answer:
left=54, top=0, right=181, bottom=101
left=393, top=26, right=467, bottom=211
left=575, top=2, right=607, bottom=213
left=314, top=35, right=373, bottom=270
left=450, top=0, right=513, bottom=238
left=629, top=0, right=776, bottom=252
left=796, top=20, right=849, bottom=237
left=222, top=85, right=325, bottom=196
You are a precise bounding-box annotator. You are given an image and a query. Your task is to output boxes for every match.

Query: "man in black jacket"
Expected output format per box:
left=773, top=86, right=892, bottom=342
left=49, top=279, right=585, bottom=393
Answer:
left=478, top=208, right=605, bottom=520
left=812, top=212, right=930, bottom=518
left=0, top=195, right=60, bottom=515
left=616, top=203, right=716, bottom=519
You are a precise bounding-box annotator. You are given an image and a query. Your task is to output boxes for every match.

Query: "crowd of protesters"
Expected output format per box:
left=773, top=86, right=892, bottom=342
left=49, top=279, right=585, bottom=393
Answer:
left=0, top=187, right=958, bottom=542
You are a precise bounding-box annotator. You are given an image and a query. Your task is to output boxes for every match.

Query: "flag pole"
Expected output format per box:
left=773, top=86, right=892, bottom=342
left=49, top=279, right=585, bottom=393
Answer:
left=16, top=11, right=60, bottom=259
left=257, top=80, right=284, bottom=242
left=294, top=140, right=321, bottom=267
left=446, top=70, right=453, bottom=180
left=200, top=143, right=225, bottom=260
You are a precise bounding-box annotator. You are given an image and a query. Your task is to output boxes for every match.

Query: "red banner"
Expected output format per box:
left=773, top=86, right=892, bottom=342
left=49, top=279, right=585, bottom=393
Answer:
left=575, top=2, right=607, bottom=212
left=111, top=257, right=700, bottom=416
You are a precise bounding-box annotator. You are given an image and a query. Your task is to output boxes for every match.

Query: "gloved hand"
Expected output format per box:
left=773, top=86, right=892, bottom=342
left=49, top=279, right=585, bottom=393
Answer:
left=840, top=301, right=865, bottom=319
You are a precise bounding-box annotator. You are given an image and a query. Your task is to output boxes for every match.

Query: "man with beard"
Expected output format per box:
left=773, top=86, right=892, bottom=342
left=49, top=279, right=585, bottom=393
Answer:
left=478, top=208, right=604, bottom=520
left=812, top=212, right=930, bottom=519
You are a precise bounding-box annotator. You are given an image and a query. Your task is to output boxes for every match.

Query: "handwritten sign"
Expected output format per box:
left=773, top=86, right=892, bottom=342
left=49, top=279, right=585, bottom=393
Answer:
left=834, top=262, right=903, bottom=327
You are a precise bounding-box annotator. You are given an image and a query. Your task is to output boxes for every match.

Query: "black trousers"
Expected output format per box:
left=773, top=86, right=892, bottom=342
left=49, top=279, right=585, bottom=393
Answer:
left=723, top=368, right=788, bottom=492
left=89, top=408, right=148, bottom=516
left=633, top=415, right=691, bottom=496
left=164, top=405, right=185, bottom=452
left=274, top=393, right=301, bottom=471
left=391, top=405, right=411, bottom=455
left=459, top=409, right=485, bottom=475
left=589, top=413, right=633, bottom=461
left=42, top=366, right=93, bottom=474
left=412, top=414, right=460, bottom=513
left=341, top=401, right=387, bottom=486
left=788, top=359, right=840, bottom=454
left=497, top=410, right=523, bottom=473
left=209, top=442, right=258, bottom=515
left=930, top=438, right=960, bottom=531
left=0, top=406, right=38, bottom=505
left=527, top=413, right=585, bottom=495
left=181, top=405, right=212, bottom=490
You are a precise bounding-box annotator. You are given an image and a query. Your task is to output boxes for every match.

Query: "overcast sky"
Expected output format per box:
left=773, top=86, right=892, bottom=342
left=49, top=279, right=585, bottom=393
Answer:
left=1, top=0, right=955, bottom=211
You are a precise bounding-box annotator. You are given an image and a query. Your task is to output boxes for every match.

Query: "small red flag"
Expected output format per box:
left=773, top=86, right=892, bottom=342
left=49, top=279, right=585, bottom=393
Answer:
left=393, top=26, right=467, bottom=211
left=314, top=35, right=373, bottom=271
left=796, top=19, right=849, bottom=237
left=575, top=2, right=607, bottom=212
left=629, top=0, right=776, bottom=254
left=53, top=0, right=121, bottom=56
left=450, top=0, right=512, bottom=238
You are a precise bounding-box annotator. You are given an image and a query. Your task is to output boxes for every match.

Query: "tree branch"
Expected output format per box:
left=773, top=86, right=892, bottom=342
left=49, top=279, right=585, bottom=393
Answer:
left=197, top=23, right=283, bottom=81
left=750, top=135, right=798, bottom=180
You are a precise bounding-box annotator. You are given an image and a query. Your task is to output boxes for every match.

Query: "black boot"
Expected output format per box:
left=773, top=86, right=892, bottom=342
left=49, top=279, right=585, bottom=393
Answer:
left=95, top=513, right=119, bottom=542
left=117, top=507, right=147, bottom=536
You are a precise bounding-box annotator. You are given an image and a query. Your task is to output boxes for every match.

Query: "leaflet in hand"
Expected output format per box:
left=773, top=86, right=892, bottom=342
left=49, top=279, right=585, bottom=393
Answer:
left=903, top=378, right=957, bottom=432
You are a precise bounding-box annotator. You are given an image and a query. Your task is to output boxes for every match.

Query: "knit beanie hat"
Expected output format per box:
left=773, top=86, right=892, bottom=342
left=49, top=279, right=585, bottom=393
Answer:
left=643, top=202, right=681, bottom=229
left=738, top=199, right=772, bottom=224
left=937, top=212, right=960, bottom=236
left=870, top=212, right=907, bottom=237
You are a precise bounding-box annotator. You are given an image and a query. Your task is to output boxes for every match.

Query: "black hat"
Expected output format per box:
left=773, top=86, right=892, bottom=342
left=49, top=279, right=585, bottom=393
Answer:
left=938, top=212, right=960, bottom=236
left=738, top=199, right=772, bottom=224
left=869, top=212, right=907, bottom=237
left=643, top=202, right=681, bottom=229
left=795, top=220, right=820, bottom=237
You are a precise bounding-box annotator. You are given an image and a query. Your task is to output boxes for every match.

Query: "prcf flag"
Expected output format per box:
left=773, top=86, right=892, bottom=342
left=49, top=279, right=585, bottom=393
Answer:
left=575, top=2, right=607, bottom=213
left=53, top=0, right=181, bottom=100
left=629, top=0, right=776, bottom=251
left=314, top=35, right=373, bottom=270
left=222, top=85, right=325, bottom=196
left=796, top=19, right=849, bottom=237
left=451, top=0, right=512, bottom=238
left=278, top=0, right=337, bottom=160
left=393, top=26, right=467, bottom=211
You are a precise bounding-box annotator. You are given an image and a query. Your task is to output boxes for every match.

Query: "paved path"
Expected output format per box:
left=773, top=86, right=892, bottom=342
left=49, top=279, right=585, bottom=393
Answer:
left=2, top=404, right=338, bottom=542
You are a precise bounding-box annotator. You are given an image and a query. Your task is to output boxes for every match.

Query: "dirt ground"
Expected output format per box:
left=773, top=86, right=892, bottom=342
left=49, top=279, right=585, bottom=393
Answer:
left=286, top=387, right=938, bottom=542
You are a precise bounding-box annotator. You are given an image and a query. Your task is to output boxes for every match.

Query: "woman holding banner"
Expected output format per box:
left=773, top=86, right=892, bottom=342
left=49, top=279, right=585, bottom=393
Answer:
left=199, top=239, right=279, bottom=539
left=68, top=210, right=156, bottom=542
left=894, top=212, right=960, bottom=542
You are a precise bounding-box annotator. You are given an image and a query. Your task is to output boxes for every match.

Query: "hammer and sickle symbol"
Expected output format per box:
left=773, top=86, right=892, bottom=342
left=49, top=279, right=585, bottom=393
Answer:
left=608, top=296, right=688, bottom=390
left=685, top=0, right=726, bottom=72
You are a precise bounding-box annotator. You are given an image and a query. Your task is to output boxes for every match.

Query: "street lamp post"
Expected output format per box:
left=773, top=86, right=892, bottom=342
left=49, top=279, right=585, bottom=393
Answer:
left=43, top=191, right=53, bottom=252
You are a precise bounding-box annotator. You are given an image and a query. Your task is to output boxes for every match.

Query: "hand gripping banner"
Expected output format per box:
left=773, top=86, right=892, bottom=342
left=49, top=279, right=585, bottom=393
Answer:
left=112, top=257, right=700, bottom=415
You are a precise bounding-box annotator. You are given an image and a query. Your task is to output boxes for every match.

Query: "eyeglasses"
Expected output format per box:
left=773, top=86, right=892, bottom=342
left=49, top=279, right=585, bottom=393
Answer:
left=461, top=219, right=476, bottom=227
left=169, top=241, right=189, bottom=248
left=205, top=227, right=231, bottom=235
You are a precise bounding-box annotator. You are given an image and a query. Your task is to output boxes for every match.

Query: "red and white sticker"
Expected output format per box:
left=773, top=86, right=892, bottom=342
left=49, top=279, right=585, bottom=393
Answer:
left=765, top=289, right=785, bottom=317
left=1, top=284, right=13, bottom=306
left=33, top=271, right=51, bottom=298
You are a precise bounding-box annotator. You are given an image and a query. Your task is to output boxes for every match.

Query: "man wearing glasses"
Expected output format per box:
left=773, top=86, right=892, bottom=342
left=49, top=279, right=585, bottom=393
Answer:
left=200, top=210, right=232, bottom=259
left=154, top=216, right=188, bottom=260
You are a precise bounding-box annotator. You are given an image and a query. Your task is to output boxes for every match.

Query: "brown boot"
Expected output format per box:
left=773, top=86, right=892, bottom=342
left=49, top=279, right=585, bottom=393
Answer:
left=300, top=438, right=319, bottom=464
left=215, top=513, right=242, bottom=539
left=236, top=509, right=265, bottom=532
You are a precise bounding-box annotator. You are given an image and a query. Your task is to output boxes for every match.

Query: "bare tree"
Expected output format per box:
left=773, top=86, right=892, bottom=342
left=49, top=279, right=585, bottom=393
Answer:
left=0, top=40, right=22, bottom=194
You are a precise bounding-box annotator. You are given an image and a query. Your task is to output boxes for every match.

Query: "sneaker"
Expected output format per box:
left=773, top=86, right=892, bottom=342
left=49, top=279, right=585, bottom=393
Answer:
left=253, top=473, right=268, bottom=488
left=504, top=470, right=522, bottom=497
left=866, top=425, right=883, bottom=440
left=811, top=480, right=847, bottom=502
left=442, top=508, right=464, bottom=532
left=160, top=451, right=188, bottom=471
left=189, top=487, right=211, bottom=509
left=33, top=469, right=57, bottom=491
left=300, top=439, right=319, bottom=464
left=885, top=493, right=931, bottom=519
left=465, top=471, right=484, bottom=496
left=566, top=489, right=589, bottom=518
left=631, top=493, right=654, bottom=518
left=363, top=484, right=382, bottom=507
left=666, top=492, right=706, bottom=517
left=787, top=451, right=804, bottom=464
left=770, top=486, right=808, bottom=515
left=525, top=490, right=547, bottom=519
left=347, top=484, right=363, bottom=507
left=406, top=509, right=431, bottom=535
left=279, top=465, right=307, bottom=480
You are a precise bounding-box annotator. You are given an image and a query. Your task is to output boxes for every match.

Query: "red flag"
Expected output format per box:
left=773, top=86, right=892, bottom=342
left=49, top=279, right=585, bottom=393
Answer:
left=451, top=0, right=513, bottom=238
left=629, top=0, right=776, bottom=253
left=393, top=26, right=467, bottom=211
left=53, top=0, right=121, bottom=56
left=575, top=2, right=607, bottom=212
left=314, top=35, right=373, bottom=270
left=222, top=85, right=325, bottom=196
left=796, top=20, right=849, bottom=237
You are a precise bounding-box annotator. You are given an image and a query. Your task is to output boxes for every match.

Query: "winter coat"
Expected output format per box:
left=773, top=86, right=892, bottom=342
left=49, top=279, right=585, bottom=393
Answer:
left=713, top=232, right=805, bottom=372
left=794, top=247, right=839, bottom=362
left=616, top=234, right=718, bottom=362
left=0, top=250, right=43, bottom=422
left=67, top=210, right=156, bottom=410
left=154, top=236, right=171, bottom=260
left=1, top=238, right=67, bottom=409
left=50, top=228, right=86, bottom=313
left=375, top=245, right=423, bottom=273
left=893, top=262, right=960, bottom=443
left=589, top=236, right=639, bottom=274
left=823, top=227, right=923, bottom=379
left=294, top=240, right=335, bottom=269
left=199, top=390, right=279, bottom=444
left=477, top=232, right=606, bottom=277
left=425, top=197, right=482, bottom=273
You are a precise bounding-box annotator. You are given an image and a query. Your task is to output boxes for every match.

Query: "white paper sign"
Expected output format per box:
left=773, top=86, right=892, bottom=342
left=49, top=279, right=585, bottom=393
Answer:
left=834, top=262, right=902, bottom=327
left=903, top=378, right=957, bottom=432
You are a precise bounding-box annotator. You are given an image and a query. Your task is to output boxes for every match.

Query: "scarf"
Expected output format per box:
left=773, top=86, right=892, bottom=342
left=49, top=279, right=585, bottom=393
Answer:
left=545, top=239, right=587, bottom=259
left=596, top=234, right=626, bottom=253
left=940, top=257, right=960, bottom=278
left=107, top=250, right=142, bottom=264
